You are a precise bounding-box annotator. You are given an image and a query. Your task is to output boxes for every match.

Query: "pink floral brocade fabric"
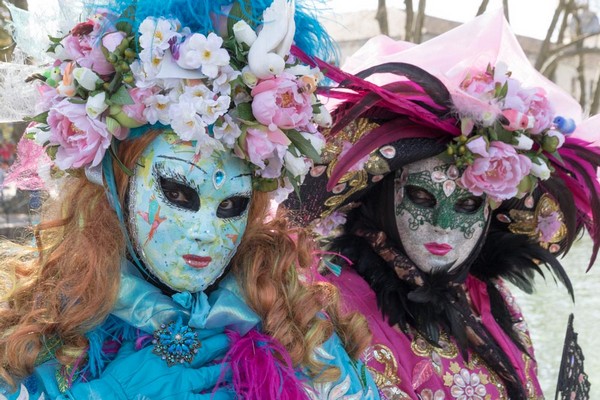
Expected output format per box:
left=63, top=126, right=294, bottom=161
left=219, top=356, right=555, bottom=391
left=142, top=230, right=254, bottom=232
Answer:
left=324, top=268, right=544, bottom=400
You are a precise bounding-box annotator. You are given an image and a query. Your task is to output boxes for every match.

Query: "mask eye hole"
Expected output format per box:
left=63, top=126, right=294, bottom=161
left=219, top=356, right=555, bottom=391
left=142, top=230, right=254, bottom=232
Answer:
left=217, top=196, right=250, bottom=219
left=405, top=185, right=436, bottom=208
left=454, top=196, right=484, bottom=214
left=159, top=177, right=200, bottom=211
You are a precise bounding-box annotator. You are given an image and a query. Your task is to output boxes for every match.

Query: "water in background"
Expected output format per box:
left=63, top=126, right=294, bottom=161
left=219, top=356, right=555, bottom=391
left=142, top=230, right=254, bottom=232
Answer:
left=509, top=234, right=599, bottom=399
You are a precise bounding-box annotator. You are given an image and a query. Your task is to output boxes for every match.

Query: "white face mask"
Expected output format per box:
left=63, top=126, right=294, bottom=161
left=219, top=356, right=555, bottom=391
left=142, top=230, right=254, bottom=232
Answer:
left=394, top=156, right=488, bottom=274
left=128, top=133, right=253, bottom=292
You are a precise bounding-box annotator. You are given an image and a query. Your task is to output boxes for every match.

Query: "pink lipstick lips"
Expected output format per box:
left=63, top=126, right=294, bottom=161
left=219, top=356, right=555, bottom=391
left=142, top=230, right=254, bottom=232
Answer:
left=424, top=242, right=453, bottom=256
left=183, top=255, right=212, bottom=269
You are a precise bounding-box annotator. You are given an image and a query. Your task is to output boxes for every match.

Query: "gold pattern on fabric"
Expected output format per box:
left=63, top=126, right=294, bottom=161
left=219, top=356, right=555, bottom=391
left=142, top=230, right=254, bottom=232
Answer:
left=35, top=336, right=62, bottom=366
left=523, top=354, right=544, bottom=400
left=321, top=118, right=381, bottom=163
left=365, top=344, right=412, bottom=400
left=318, top=119, right=380, bottom=218
left=321, top=168, right=368, bottom=218
left=508, top=194, right=567, bottom=247
left=56, top=365, right=72, bottom=393
left=55, top=347, right=86, bottom=393
left=410, top=332, right=458, bottom=359
left=365, top=153, right=391, bottom=175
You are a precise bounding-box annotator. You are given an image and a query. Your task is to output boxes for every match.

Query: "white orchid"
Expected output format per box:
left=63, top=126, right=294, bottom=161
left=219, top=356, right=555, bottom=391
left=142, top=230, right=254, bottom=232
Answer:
left=176, top=32, right=230, bottom=78
left=233, top=20, right=257, bottom=47
left=139, top=17, right=178, bottom=56
left=212, top=65, right=240, bottom=96
left=143, top=93, right=171, bottom=125
left=213, top=114, right=242, bottom=148
left=248, top=0, right=296, bottom=79
left=85, top=92, right=108, bottom=119
left=181, top=82, right=214, bottom=101
left=197, top=95, right=231, bottom=125
left=194, top=133, right=225, bottom=157
left=168, top=101, right=206, bottom=140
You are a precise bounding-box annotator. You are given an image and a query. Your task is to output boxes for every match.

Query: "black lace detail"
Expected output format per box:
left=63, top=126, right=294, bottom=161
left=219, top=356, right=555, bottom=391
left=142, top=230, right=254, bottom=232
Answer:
left=555, top=314, right=591, bottom=400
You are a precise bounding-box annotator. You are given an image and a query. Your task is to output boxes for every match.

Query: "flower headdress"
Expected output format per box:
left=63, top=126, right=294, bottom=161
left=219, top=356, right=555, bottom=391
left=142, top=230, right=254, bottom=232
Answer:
left=6, top=0, right=335, bottom=198
left=287, top=10, right=600, bottom=269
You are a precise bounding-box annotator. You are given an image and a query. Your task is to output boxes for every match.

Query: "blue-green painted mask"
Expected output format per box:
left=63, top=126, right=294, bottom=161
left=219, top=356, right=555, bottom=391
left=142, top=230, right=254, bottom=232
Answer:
left=128, top=133, right=252, bottom=292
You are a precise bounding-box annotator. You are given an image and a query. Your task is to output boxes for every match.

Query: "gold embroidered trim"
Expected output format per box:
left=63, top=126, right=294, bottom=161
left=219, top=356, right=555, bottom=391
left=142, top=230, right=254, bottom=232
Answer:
left=365, top=344, right=412, bottom=399
left=410, top=332, right=458, bottom=359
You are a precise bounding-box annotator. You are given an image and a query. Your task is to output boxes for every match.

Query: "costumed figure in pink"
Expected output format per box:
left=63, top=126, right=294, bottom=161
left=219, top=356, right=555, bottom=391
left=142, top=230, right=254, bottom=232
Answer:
left=0, top=0, right=380, bottom=398
left=286, top=10, right=600, bottom=400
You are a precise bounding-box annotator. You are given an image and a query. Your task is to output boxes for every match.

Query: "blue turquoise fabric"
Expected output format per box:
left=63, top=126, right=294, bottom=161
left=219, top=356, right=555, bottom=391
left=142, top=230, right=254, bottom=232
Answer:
left=1, top=264, right=379, bottom=399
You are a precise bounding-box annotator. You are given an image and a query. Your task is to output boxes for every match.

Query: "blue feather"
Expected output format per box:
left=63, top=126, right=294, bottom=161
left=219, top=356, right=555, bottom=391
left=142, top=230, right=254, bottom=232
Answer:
left=86, top=0, right=336, bottom=60
left=323, top=258, right=342, bottom=276
left=85, top=315, right=139, bottom=378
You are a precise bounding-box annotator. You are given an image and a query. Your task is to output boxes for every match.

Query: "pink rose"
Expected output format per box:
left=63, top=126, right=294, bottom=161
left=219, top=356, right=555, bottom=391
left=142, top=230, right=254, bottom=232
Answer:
left=60, top=33, right=114, bottom=76
left=251, top=73, right=313, bottom=131
left=460, top=69, right=495, bottom=98
left=102, top=31, right=126, bottom=52
left=120, top=87, right=152, bottom=126
left=243, top=127, right=290, bottom=178
left=47, top=99, right=115, bottom=169
left=527, top=89, right=554, bottom=134
left=465, top=136, right=488, bottom=157
left=460, top=141, right=532, bottom=202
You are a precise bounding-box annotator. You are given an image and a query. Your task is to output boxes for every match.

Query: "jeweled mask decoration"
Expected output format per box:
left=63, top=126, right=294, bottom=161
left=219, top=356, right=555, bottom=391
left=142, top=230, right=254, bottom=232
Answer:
left=394, top=155, right=489, bottom=274
left=128, top=133, right=252, bottom=292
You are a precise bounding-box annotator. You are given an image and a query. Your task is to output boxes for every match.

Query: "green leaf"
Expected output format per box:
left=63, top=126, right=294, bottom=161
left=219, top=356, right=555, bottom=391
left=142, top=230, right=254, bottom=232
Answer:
left=115, top=5, right=135, bottom=35
left=495, top=127, right=513, bottom=143
left=235, top=102, right=255, bottom=122
left=110, top=85, right=134, bottom=105
left=109, top=142, right=134, bottom=176
left=498, top=81, right=508, bottom=99
left=68, top=98, right=87, bottom=105
left=24, top=111, right=49, bottom=124
left=550, top=150, right=565, bottom=165
left=226, top=0, right=255, bottom=38
left=286, top=170, right=301, bottom=198
left=287, top=144, right=300, bottom=157
left=253, top=177, right=278, bottom=192
left=286, top=129, right=322, bottom=163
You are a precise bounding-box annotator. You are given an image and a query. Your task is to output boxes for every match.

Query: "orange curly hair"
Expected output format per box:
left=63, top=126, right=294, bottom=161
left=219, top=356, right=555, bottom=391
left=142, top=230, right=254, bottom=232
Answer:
left=0, top=130, right=371, bottom=388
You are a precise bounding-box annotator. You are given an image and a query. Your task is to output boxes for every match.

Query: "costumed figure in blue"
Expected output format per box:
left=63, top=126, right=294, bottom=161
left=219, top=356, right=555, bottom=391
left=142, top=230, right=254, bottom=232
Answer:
left=0, top=0, right=379, bottom=398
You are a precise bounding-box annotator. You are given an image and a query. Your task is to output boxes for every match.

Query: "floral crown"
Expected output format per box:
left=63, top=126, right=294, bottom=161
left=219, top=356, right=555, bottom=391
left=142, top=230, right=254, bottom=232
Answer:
left=14, top=0, right=332, bottom=196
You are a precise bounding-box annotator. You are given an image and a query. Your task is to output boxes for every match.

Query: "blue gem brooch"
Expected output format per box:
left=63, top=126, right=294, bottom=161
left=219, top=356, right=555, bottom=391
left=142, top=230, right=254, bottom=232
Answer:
left=152, top=318, right=201, bottom=366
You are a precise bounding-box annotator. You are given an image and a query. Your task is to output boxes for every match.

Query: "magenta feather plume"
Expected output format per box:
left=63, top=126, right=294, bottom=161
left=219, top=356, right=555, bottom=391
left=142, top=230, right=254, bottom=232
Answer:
left=291, top=45, right=460, bottom=135
left=547, top=135, right=600, bottom=269
left=217, top=329, right=309, bottom=400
